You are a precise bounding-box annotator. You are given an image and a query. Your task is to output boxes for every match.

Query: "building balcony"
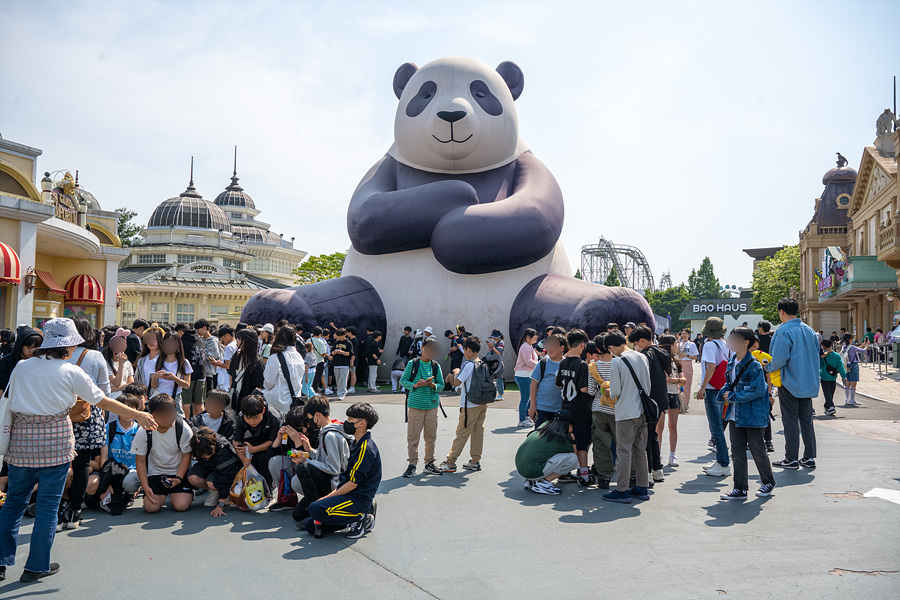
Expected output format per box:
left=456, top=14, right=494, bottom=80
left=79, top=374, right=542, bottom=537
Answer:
left=818, top=255, right=898, bottom=303
left=877, top=219, right=900, bottom=269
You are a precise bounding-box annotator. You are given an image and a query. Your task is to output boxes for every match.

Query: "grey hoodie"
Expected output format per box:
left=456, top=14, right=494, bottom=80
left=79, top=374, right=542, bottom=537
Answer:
left=307, top=421, right=352, bottom=486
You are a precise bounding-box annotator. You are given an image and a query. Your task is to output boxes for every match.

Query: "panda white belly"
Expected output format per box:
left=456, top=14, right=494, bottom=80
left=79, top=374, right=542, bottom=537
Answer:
left=342, top=243, right=572, bottom=373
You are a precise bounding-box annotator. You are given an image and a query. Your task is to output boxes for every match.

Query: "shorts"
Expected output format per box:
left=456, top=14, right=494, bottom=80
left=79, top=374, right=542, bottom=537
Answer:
left=542, top=452, right=579, bottom=477
left=665, top=393, right=681, bottom=410
left=187, top=463, right=238, bottom=493
left=183, top=378, right=206, bottom=405
left=572, top=420, right=592, bottom=451
left=847, top=362, right=859, bottom=382
left=146, top=474, right=194, bottom=496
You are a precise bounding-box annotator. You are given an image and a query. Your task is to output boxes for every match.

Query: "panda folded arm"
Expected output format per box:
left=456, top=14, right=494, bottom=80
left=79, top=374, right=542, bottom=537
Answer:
left=347, top=155, right=480, bottom=255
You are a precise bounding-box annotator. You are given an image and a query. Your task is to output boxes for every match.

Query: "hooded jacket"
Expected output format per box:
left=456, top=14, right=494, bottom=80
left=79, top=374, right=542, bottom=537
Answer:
left=0, top=325, right=42, bottom=390
left=306, top=421, right=353, bottom=487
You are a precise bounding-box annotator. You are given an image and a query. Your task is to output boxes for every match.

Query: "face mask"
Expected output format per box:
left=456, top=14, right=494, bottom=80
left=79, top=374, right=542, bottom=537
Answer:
left=342, top=420, right=357, bottom=435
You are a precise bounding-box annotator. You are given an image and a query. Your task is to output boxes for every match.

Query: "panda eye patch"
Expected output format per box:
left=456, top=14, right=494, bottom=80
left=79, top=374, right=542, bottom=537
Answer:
left=423, top=92, right=432, bottom=99
left=469, top=80, right=502, bottom=116
left=406, top=80, right=437, bottom=117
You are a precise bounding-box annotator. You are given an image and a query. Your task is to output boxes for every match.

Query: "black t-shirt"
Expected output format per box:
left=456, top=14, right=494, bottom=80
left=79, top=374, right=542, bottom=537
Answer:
left=332, top=339, right=354, bottom=367
left=642, top=346, right=670, bottom=407
left=555, top=356, right=592, bottom=421
left=234, top=405, right=282, bottom=447
left=757, top=332, right=772, bottom=354
left=349, top=337, right=360, bottom=365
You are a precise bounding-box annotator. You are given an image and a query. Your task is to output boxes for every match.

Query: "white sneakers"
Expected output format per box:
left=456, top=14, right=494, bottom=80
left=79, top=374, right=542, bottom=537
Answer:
left=668, top=455, right=679, bottom=467
left=652, top=469, right=665, bottom=482
left=204, top=490, right=220, bottom=507
left=704, top=463, right=731, bottom=477
left=517, top=418, right=535, bottom=428
left=527, top=479, right=561, bottom=495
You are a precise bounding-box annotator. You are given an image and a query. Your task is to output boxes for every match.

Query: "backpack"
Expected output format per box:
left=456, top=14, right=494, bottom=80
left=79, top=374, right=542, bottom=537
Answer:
left=465, top=360, right=497, bottom=405
left=707, top=340, right=729, bottom=390
left=146, top=417, right=187, bottom=457
left=403, top=358, right=447, bottom=422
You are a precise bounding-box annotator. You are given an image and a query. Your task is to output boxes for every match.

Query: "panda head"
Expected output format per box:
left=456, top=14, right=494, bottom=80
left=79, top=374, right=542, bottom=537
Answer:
left=388, top=56, right=528, bottom=175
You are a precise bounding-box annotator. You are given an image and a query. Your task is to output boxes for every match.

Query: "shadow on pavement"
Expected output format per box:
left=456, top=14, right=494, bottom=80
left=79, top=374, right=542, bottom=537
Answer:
left=702, top=496, right=772, bottom=526
left=0, top=582, right=62, bottom=598
left=378, top=472, right=473, bottom=494
left=676, top=472, right=728, bottom=495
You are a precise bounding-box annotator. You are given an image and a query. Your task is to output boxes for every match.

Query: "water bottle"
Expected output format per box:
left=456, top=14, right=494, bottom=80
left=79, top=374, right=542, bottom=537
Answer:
left=313, top=520, right=323, bottom=539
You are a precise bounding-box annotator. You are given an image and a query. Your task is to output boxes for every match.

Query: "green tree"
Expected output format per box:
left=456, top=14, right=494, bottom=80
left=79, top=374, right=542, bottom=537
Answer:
left=292, top=251, right=346, bottom=285
left=604, top=265, right=621, bottom=287
left=644, top=284, right=693, bottom=331
left=115, top=207, right=143, bottom=247
left=751, top=245, right=800, bottom=322
left=687, top=257, right=727, bottom=298
left=574, top=269, right=583, bottom=280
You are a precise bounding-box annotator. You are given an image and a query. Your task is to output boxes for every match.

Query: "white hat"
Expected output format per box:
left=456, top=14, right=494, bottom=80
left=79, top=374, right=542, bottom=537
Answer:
left=261, top=323, right=275, bottom=334
left=41, top=318, right=84, bottom=349
left=424, top=326, right=433, bottom=335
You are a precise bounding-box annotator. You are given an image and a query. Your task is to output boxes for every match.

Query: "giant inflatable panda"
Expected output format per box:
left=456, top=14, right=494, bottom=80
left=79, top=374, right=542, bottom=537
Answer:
left=243, top=56, right=653, bottom=372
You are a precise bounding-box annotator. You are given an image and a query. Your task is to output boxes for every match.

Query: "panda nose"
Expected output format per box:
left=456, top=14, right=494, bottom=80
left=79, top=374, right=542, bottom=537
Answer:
left=437, top=110, right=466, bottom=123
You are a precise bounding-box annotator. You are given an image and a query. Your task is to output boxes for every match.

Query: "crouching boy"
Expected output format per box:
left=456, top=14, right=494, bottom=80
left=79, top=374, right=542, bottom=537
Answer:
left=188, top=426, right=244, bottom=516
left=302, top=402, right=382, bottom=539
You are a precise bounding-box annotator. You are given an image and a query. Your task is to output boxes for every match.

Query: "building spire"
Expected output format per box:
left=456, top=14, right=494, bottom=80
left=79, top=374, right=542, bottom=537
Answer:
left=226, top=146, right=243, bottom=191
left=180, top=156, right=201, bottom=198
left=233, top=146, right=238, bottom=177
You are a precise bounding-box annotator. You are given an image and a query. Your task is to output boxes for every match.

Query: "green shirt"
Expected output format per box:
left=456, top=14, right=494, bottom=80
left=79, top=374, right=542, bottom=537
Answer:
left=514, top=423, right=575, bottom=480
left=400, top=358, right=443, bottom=410
left=819, top=351, right=847, bottom=382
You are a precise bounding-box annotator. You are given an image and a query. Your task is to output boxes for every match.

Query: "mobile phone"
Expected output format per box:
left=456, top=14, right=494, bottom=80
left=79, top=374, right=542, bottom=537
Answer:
left=161, top=476, right=172, bottom=487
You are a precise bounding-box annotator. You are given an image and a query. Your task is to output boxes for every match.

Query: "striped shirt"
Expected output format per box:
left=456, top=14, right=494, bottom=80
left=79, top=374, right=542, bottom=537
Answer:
left=589, top=360, right=615, bottom=414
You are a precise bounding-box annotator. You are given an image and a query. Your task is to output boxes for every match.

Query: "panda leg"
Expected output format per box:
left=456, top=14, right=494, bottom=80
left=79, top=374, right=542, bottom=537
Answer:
left=509, top=274, right=655, bottom=344
left=242, top=276, right=387, bottom=334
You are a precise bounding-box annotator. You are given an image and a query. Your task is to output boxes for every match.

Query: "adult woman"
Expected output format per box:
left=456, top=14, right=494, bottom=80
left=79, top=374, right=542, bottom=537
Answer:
left=103, top=328, right=134, bottom=399
left=151, top=332, right=192, bottom=410
left=841, top=334, right=868, bottom=406
left=657, top=334, right=686, bottom=467
left=259, top=324, right=274, bottom=366
left=263, top=325, right=305, bottom=415
left=0, top=326, right=42, bottom=390
left=0, top=318, right=155, bottom=582
left=228, top=328, right=265, bottom=412
left=514, top=328, right=539, bottom=428
left=133, top=324, right=164, bottom=392
left=676, top=329, right=698, bottom=410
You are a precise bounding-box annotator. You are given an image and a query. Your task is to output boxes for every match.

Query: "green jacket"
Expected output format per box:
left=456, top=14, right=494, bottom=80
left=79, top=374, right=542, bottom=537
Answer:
left=400, top=358, right=443, bottom=410
left=819, top=351, right=846, bottom=382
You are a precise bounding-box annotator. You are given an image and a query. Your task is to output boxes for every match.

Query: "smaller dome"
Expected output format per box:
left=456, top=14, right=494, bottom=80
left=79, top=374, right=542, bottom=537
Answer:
left=73, top=184, right=101, bottom=210
left=822, top=165, right=857, bottom=185
left=214, top=173, right=255, bottom=209
left=148, top=181, right=232, bottom=231
left=232, top=224, right=281, bottom=245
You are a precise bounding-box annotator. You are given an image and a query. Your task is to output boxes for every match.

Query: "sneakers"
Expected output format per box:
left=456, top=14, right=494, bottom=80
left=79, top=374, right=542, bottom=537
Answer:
left=577, top=473, right=595, bottom=487
left=523, top=479, right=535, bottom=491
left=323, top=388, right=333, bottom=395
left=462, top=460, right=481, bottom=471
left=596, top=477, right=611, bottom=490
left=269, top=500, right=295, bottom=512
left=708, top=438, right=716, bottom=448
left=557, top=473, right=578, bottom=483
left=346, top=513, right=375, bottom=539
left=825, top=407, right=836, bottom=416
left=517, top=420, right=530, bottom=428
left=704, top=463, right=731, bottom=477
left=772, top=459, right=800, bottom=470
left=20, top=563, right=60, bottom=582
left=402, top=464, right=416, bottom=478
left=756, top=482, right=776, bottom=497
left=529, top=479, right=561, bottom=495
left=765, top=441, right=775, bottom=453
left=629, top=486, right=650, bottom=500
left=100, top=494, right=112, bottom=513
left=204, top=490, right=220, bottom=507
left=423, top=461, right=443, bottom=475
left=438, top=461, right=457, bottom=473
left=64, top=510, right=82, bottom=530
left=720, top=488, right=748, bottom=500
left=652, top=469, right=665, bottom=482
left=602, top=489, right=632, bottom=504
left=799, top=458, right=816, bottom=469
left=668, top=455, right=679, bottom=467
left=523, top=417, right=535, bottom=428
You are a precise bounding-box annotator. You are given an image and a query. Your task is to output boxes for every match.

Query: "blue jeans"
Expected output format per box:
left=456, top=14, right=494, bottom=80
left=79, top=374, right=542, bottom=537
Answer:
left=0, top=462, right=69, bottom=572
left=302, top=370, right=313, bottom=397
left=704, top=388, right=729, bottom=466
left=515, top=376, right=532, bottom=421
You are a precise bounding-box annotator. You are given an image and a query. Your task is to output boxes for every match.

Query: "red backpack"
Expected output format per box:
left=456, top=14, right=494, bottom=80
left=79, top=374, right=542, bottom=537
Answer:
left=707, top=340, right=729, bottom=390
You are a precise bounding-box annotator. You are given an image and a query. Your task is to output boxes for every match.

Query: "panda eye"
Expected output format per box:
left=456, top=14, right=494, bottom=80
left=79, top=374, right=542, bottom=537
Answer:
left=422, top=92, right=432, bottom=99
left=475, top=91, right=485, bottom=98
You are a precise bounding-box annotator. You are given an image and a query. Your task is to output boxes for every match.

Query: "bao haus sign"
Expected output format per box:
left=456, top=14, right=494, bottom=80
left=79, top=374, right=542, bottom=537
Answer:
left=684, top=298, right=751, bottom=319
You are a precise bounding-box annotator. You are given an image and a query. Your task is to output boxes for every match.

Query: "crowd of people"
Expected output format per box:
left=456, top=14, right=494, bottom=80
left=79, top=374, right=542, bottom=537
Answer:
left=0, top=297, right=879, bottom=581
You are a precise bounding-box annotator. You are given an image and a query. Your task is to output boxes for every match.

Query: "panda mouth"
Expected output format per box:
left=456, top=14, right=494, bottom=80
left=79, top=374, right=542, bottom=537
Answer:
left=432, top=123, right=472, bottom=144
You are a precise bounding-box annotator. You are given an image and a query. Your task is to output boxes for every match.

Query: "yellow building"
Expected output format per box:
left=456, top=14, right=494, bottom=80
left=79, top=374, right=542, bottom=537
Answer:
left=0, top=135, right=127, bottom=329
left=117, top=155, right=306, bottom=327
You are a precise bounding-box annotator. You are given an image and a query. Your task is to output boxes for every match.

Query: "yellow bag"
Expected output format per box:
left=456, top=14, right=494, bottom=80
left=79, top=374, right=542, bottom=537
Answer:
left=228, top=464, right=271, bottom=511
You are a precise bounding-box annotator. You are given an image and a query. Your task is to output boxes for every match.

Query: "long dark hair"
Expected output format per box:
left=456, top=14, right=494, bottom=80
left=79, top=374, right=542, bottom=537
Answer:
left=538, top=416, right=572, bottom=445
left=234, top=328, right=260, bottom=373
left=271, top=325, right=296, bottom=354
left=517, top=327, right=537, bottom=352
left=72, top=317, right=96, bottom=350
left=139, top=326, right=163, bottom=361
left=658, top=334, right=677, bottom=376
left=155, top=331, right=186, bottom=375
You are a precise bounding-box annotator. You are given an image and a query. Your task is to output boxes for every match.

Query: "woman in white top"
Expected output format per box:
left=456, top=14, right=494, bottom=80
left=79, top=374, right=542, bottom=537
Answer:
left=134, top=325, right=163, bottom=392
left=676, top=329, right=698, bottom=410
left=259, top=324, right=274, bottom=366
left=0, top=318, right=155, bottom=582
left=657, top=334, right=687, bottom=467
left=514, top=328, right=539, bottom=428
left=150, top=332, right=192, bottom=406
left=263, top=325, right=305, bottom=415
left=103, top=328, right=134, bottom=400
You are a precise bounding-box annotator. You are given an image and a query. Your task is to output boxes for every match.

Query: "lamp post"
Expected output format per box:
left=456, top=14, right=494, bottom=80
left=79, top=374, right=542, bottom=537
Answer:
left=23, top=267, right=37, bottom=294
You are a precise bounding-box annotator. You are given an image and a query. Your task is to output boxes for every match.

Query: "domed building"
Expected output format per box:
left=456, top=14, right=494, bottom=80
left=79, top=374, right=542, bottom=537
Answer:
left=117, top=156, right=306, bottom=326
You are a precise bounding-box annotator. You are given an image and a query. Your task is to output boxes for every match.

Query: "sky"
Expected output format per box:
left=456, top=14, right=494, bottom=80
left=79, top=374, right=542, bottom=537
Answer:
left=2, top=0, right=898, bottom=289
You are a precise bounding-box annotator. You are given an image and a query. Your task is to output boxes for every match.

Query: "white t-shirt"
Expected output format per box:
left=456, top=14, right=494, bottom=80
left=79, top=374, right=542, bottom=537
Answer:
left=154, top=359, right=193, bottom=396
left=67, top=347, right=111, bottom=395
left=131, top=423, right=193, bottom=476
left=678, top=340, right=698, bottom=361
left=455, top=360, right=477, bottom=408
left=700, top=339, right=731, bottom=390
left=141, top=354, right=158, bottom=390
left=7, top=356, right=105, bottom=415
left=218, top=341, right=237, bottom=389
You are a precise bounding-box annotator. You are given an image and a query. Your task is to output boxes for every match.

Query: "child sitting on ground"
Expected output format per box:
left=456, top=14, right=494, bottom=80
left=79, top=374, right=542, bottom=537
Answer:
left=233, top=393, right=283, bottom=490
left=190, top=388, right=235, bottom=441
left=93, top=393, right=143, bottom=514
left=187, top=426, right=244, bottom=516
left=515, top=410, right=579, bottom=495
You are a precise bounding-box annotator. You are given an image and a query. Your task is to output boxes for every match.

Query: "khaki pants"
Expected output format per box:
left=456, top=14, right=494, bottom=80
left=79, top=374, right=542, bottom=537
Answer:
left=591, top=411, right=616, bottom=478
left=407, top=407, right=438, bottom=465
left=615, top=414, right=649, bottom=491
left=446, top=404, right=488, bottom=465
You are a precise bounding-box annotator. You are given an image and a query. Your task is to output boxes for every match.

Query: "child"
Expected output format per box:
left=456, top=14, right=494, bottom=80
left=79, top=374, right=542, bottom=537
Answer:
left=365, top=330, right=384, bottom=392
left=131, top=394, right=195, bottom=513
left=303, top=402, right=382, bottom=539
left=440, top=336, right=489, bottom=473
left=331, top=329, right=354, bottom=400
left=123, top=382, right=148, bottom=411
left=587, top=335, right=615, bottom=489
left=267, top=405, right=308, bottom=512
left=485, top=329, right=505, bottom=400
left=190, top=388, right=235, bottom=441
left=187, top=426, right=244, bottom=516
left=390, top=356, right=408, bottom=392
left=101, top=394, right=143, bottom=514
left=233, top=393, right=283, bottom=489
left=528, top=333, right=567, bottom=429
left=720, top=327, right=777, bottom=500
left=819, top=339, right=847, bottom=417
left=302, top=340, right=316, bottom=398
left=151, top=332, right=193, bottom=418
left=555, top=329, right=593, bottom=486
left=400, top=338, right=444, bottom=477
left=515, top=410, right=579, bottom=495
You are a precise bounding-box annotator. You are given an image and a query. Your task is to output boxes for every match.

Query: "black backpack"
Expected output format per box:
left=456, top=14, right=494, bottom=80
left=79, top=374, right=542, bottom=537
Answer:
left=464, top=360, right=497, bottom=406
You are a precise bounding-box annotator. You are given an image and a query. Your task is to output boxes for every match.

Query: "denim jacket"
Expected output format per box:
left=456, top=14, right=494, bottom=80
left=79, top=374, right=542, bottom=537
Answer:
left=723, top=353, right=769, bottom=428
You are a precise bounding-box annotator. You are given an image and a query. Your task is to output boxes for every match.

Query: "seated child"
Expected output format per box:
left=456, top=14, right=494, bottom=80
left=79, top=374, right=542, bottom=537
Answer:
left=123, top=382, right=149, bottom=411
left=302, top=402, right=381, bottom=539
left=515, top=410, right=579, bottom=495
left=190, top=388, right=235, bottom=441
left=187, top=426, right=244, bottom=516
left=86, top=394, right=143, bottom=515
left=266, top=405, right=308, bottom=512
left=233, top=393, right=282, bottom=489
left=131, top=394, right=194, bottom=513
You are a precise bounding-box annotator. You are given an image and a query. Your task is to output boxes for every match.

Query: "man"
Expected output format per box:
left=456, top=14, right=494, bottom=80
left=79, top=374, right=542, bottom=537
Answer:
left=396, top=326, right=414, bottom=359
left=331, top=329, right=354, bottom=400
left=756, top=321, right=773, bottom=354
left=767, top=298, right=820, bottom=470
left=629, top=325, right=669, bottom=484
left=606, top=323, right=620, bottom=333
left=195, top=319, right=222, bottom=393
left=623, top=322, right=636, bottom=350
left=365, top=331, right=383, bottom=392
left=126, top=319, right=149, bottom=365
left=697, top=317, right=732, bottom=477
left=310, top=327, right=329, bottom=394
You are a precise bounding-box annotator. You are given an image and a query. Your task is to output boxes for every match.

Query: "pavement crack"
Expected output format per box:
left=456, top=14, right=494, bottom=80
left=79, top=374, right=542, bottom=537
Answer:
left=830, top=568, right=899, bottom=576
left=343, top=542, right=442, bottom=599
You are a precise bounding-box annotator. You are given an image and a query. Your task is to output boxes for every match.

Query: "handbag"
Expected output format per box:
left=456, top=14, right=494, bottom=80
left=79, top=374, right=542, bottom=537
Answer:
left=277, top=352, right=304, bottom=408
left=677, top=391, right=688, bottom=414
left=620, top=356, right=660, bottom=423
left=708, top=340, right=729, bottom=390
left=0, top=384, right=13, bottom=457
left=70, top=350, right=92, bottom=423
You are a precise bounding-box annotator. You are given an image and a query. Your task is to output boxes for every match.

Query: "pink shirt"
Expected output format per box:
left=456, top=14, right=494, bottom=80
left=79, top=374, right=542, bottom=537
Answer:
left=514, top=342, right=539, bottom=376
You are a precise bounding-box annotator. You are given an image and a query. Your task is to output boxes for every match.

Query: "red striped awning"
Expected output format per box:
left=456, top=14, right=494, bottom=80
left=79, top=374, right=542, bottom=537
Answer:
left=0, top=242, right=21, bottom=284
left=65, top=274, right=105, bottom=305
left=35, top=270, right=67, bottom=295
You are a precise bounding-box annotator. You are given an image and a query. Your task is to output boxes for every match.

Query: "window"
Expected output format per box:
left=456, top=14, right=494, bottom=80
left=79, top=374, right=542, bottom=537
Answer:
left=138, top=254, right=166, bottom=265
left=176, top=303, right=195, bottom=323
left=121, top=302, right=136, bottom=325
left=222, top=258, right=243, bottom=269
left=210, top=305, right=228, bottom=318
left=177, top=254, right=203, bottom=264
left=150, top=302, right=169, bottom=323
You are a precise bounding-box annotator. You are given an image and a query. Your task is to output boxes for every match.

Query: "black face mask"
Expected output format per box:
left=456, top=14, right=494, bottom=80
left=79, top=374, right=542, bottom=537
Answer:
left=342, top=420, right=356, bottom=435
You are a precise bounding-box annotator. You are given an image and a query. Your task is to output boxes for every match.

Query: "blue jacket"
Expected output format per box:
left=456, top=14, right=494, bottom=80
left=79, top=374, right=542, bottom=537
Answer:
left=724, top=353, right=769, bottom=428
left=766, top=318, right=820, bottom=398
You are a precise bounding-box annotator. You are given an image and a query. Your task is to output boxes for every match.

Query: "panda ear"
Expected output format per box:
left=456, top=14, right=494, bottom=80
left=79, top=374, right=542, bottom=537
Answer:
left=393, top=62, right=419, bottom=100
left=496, top=61, right=524, bottom=100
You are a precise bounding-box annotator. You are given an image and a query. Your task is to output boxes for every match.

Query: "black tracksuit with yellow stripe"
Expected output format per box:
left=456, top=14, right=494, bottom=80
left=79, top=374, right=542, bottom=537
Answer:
left=307, top=432, right=381, bottom=530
